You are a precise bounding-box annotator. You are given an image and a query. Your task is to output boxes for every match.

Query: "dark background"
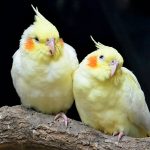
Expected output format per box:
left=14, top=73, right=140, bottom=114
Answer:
left=1, top=0, right=150, bottom=120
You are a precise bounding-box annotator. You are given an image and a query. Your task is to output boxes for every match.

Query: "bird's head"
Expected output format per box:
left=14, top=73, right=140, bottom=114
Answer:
left=20, top=5, right=64, bottom=63
left=82, top=37, right=124, bottom=81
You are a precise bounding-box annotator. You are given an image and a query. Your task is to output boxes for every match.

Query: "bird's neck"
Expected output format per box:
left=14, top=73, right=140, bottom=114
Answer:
left=109, top=69, right=123, bottom=86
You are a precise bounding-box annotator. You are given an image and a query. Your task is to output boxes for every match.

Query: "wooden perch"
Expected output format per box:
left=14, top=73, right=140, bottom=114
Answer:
left=0, top=106, right=150, bottom=150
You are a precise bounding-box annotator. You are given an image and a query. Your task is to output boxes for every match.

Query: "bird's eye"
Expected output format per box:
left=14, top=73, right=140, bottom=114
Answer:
left=99, top=55, right=104, bottom=60
left=111, top=60, right=115, bottom=65
left=34, top=37, right=39, bottom=42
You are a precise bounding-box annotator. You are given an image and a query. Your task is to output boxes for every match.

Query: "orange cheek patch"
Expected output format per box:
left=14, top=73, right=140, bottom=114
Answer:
left=57, top=38, right=64, bottom=47
left=24, top=38, right=35, bottom=51
left=87, top=56, right=97, bottom=68
left=59, top=38, right=64, bottom=46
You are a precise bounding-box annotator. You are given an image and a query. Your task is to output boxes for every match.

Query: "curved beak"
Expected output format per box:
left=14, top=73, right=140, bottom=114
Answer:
left=110, top=61, right=119, bottom=77
left=46, top=38, right=55, bottom=55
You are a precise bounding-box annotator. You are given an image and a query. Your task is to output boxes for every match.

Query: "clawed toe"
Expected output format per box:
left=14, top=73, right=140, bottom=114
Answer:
left=54, top=112, right=70, bottom=126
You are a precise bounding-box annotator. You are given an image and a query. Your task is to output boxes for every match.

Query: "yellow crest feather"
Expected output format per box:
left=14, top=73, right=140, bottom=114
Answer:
left=90, top=36, right=105, bottom=49
left=31, top=5, right=51, bottom=24
left=31, top=5, right=40, bottom=17
left=31, top=5, right=59, bottom=38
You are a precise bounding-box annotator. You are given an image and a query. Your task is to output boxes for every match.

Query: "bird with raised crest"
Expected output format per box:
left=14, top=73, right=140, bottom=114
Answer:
left=11, top=5, right=79, bottom=126
left=73, top=36, right=150, bottom=141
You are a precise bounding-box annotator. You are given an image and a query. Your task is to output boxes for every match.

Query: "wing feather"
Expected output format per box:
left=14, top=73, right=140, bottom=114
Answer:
left=122, top=67, right=150, bottom=132
left=64, top=43, right=79, bottom=71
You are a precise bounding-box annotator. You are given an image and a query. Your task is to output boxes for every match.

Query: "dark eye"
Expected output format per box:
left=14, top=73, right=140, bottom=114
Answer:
left=111, top=60, right=115, bottom=65
left=34, top=37, right=39, bottom=42
left=99, top=55, right=104, bottom=60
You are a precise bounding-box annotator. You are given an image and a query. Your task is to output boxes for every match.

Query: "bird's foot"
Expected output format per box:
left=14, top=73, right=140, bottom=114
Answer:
left=54, top=112, right=70, bottom=126
left=113, top=131, right=125, bottom=142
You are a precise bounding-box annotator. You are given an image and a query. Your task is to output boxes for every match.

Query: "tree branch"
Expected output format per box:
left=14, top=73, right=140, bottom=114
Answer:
left=0, top=105, right=150, bottom=150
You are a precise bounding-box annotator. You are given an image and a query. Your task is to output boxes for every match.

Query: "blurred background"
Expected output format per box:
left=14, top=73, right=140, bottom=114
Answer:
left=1, top=0, right=150, bottom=120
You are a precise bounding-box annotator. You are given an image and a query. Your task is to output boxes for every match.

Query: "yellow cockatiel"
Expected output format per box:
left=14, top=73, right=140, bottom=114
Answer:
left=11, top=6, right=79, bottom=125
left=73, top=37, right=150, bottom=140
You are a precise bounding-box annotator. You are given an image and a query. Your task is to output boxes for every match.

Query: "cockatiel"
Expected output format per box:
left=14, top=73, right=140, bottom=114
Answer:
left=73, top=36, right=150, bottom=141
left=11, top=5, right=79, bottom=125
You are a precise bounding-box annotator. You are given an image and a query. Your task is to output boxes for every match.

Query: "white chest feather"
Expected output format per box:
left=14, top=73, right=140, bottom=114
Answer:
left=11, top=43, right=78, bottom=114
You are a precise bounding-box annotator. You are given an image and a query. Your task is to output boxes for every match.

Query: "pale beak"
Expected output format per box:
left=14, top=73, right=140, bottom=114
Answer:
left=110, top=60, right=119, bottom=77
left=46, top=38, right=55, bottom=55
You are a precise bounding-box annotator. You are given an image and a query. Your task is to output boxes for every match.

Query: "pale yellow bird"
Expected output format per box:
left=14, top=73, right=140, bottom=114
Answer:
left=11, top=6, right=79, bottom=125
left=73, top=36, right=150, bottom=140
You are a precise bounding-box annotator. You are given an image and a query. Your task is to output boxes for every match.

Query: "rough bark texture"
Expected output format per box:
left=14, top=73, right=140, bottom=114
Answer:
left=0, top=105, right=150, bottom=150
